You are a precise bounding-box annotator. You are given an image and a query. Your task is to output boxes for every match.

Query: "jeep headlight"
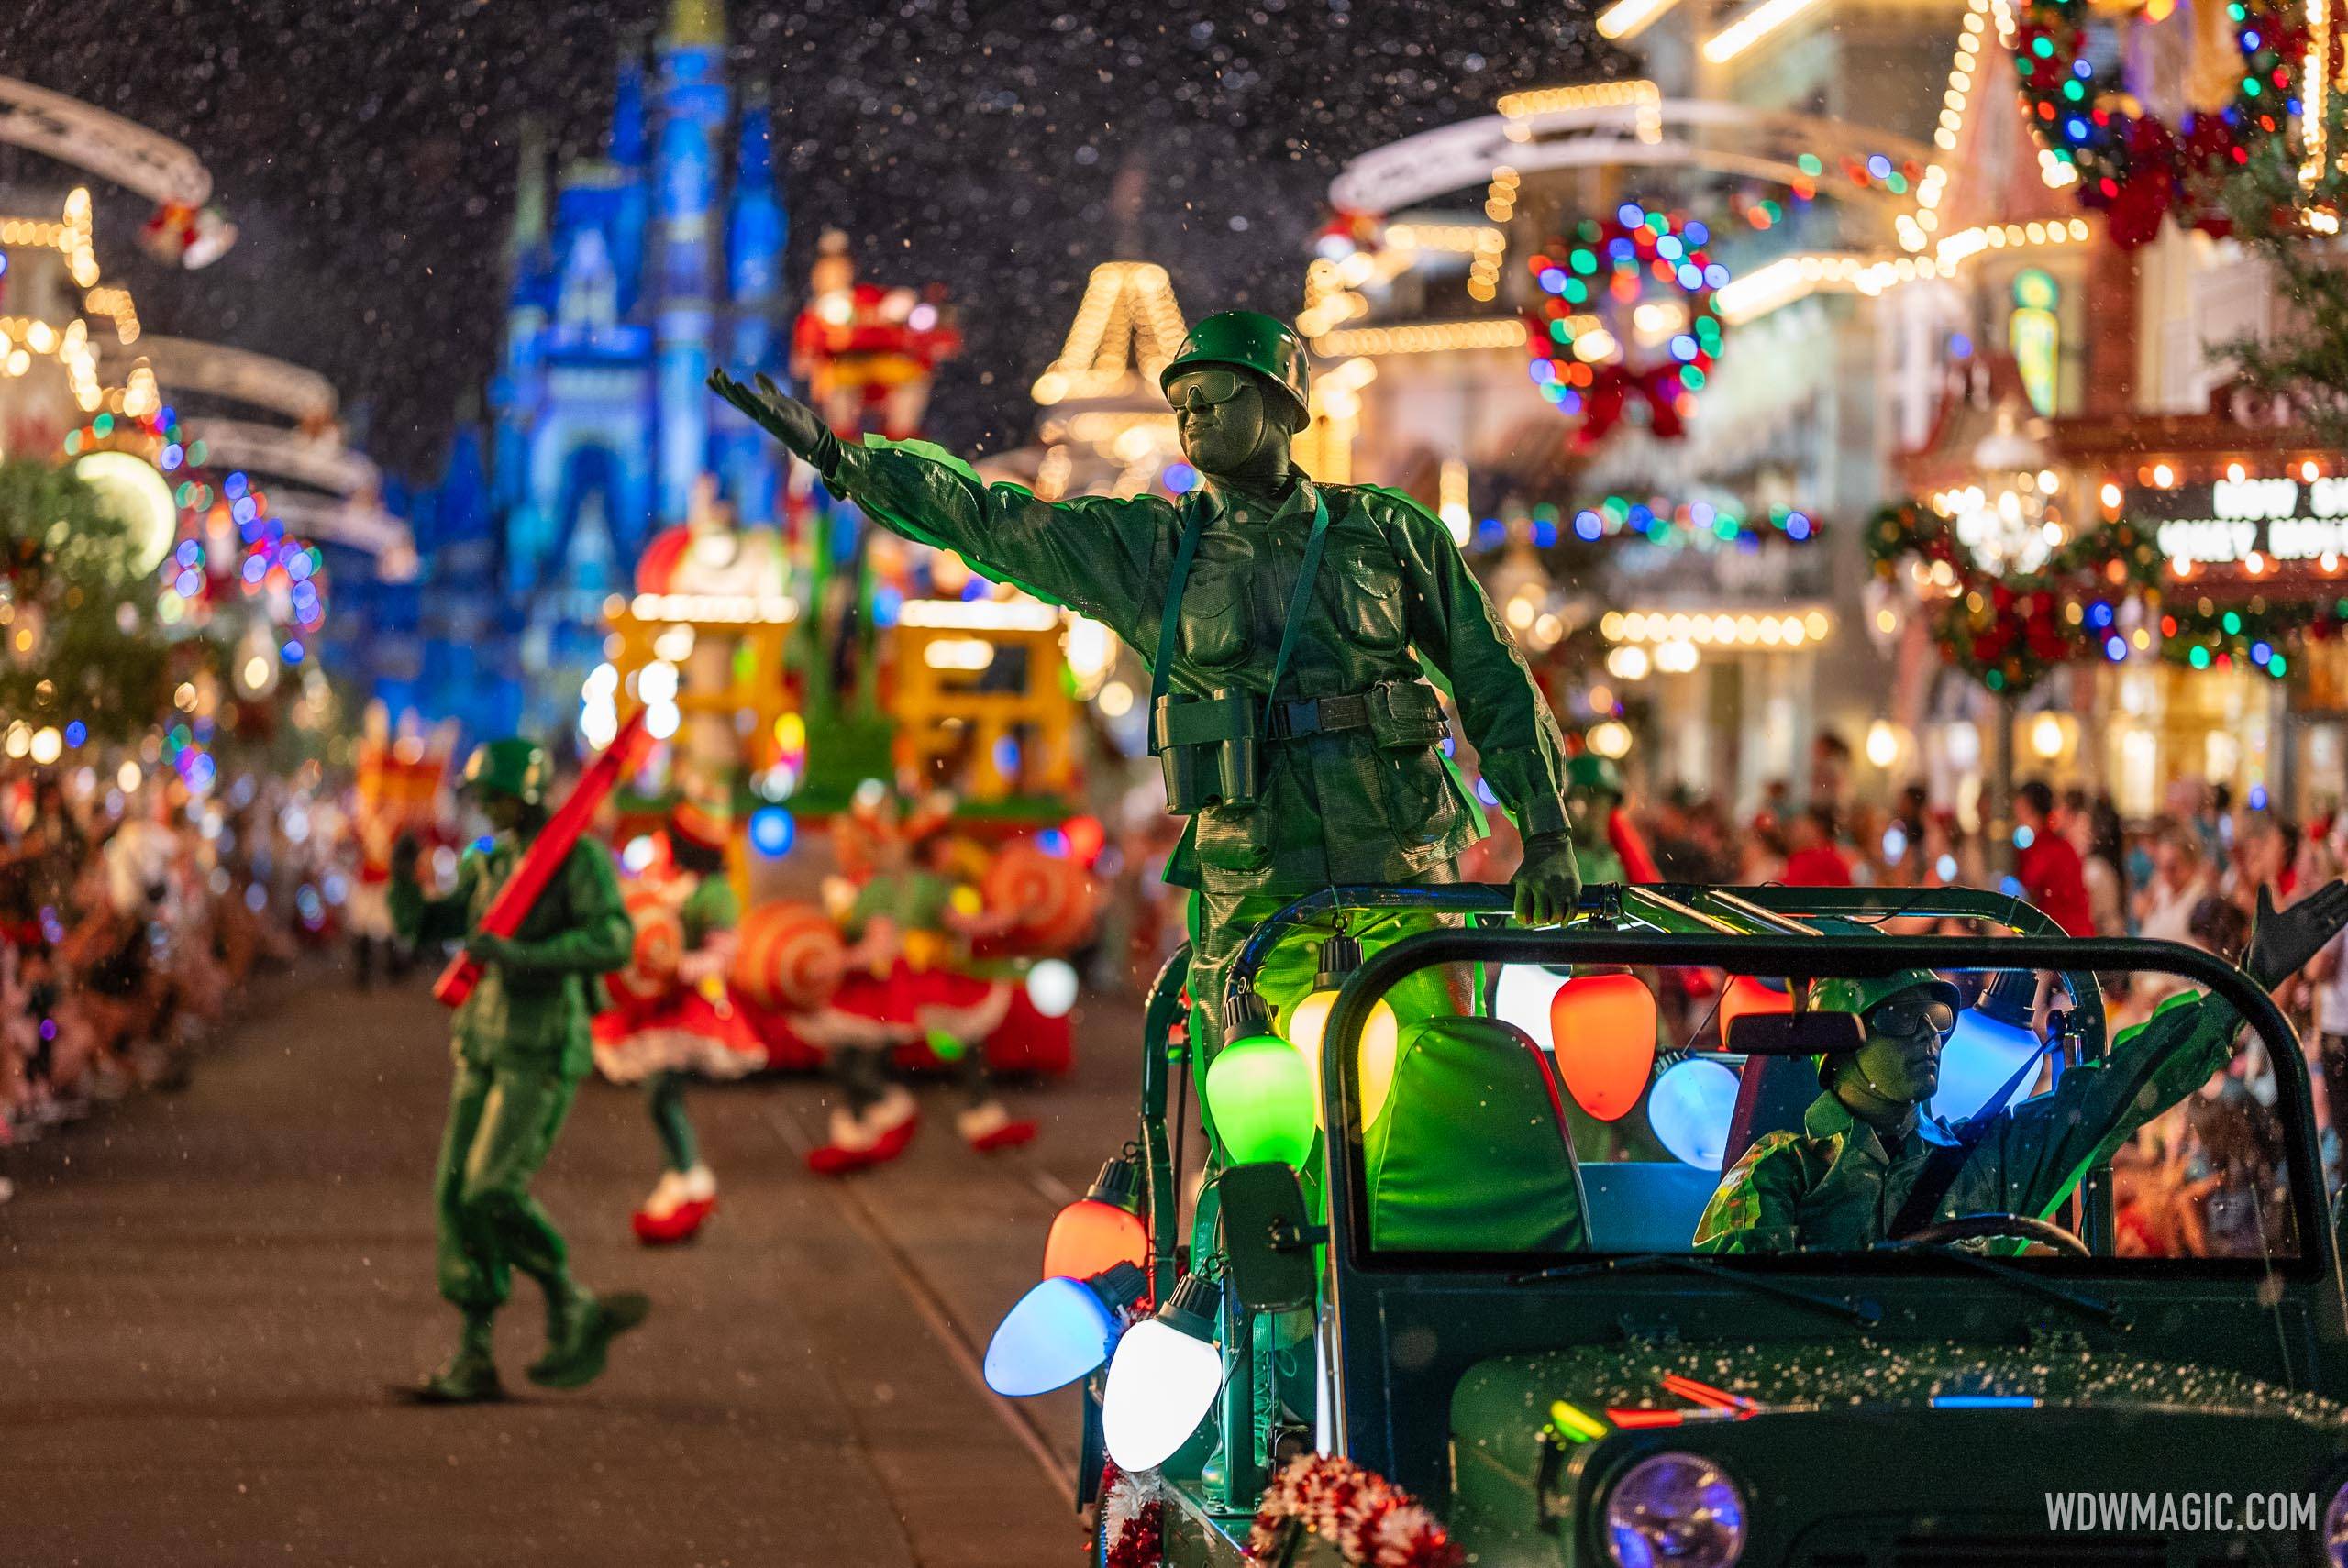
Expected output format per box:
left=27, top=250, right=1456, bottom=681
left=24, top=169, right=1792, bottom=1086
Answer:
left=1603, top=1451, right=1747, bottom=1568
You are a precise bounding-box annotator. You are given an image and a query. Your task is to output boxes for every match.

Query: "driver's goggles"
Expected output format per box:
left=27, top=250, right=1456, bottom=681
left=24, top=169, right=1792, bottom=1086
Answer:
left=1168, top=369, right=1250, bottom=414
left=1866, top=994, right=1956, bottom=1041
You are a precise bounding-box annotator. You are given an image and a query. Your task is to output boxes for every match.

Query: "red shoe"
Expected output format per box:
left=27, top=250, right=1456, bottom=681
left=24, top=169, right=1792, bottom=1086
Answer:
left=806, top=1089, right=918, bottom=1176
left=958, top=1101, right=1037, bottom=1154
left=630, top=1167, right=716, bottom=1245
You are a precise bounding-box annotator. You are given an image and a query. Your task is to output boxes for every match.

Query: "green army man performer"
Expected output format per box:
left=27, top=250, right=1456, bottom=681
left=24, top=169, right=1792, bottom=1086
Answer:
left=1695, top=883, right=2348, bottom=1253
left=711, top=311, right=1580, bottom=1077
left=390, top=739, right=650, bottom=1402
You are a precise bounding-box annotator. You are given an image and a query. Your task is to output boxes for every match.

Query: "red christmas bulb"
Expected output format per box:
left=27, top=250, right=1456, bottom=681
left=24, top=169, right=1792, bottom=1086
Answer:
left=1043, top=1154, right=1150, bottom=1284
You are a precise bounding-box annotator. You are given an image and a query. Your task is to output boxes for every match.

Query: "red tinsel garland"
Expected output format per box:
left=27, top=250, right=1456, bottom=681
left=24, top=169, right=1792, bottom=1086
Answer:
left=1100, top=1462, right=1168, bottom=1568
left=1246, top=1454, right=1463, bottom=1568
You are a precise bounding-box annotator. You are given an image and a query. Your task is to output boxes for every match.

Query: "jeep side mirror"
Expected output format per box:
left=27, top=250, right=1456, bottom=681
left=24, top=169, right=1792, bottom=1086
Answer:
left=1216, top=1163, right=1324, bottom=1313
left=1727, top=1010, right=1866, bottom=1057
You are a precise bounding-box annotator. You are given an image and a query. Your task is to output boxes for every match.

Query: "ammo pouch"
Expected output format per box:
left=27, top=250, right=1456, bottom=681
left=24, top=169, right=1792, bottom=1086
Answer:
left=1151, top=687, right=1264, bottom=813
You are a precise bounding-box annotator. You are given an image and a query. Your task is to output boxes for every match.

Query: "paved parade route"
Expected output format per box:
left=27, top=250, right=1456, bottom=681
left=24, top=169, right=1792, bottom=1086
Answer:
left=0, top=966, right=1139, bottom=1565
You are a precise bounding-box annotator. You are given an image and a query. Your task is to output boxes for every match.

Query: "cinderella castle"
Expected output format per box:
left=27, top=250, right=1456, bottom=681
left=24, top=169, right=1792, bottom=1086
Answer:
left=406, top=0, right=791, bottom=737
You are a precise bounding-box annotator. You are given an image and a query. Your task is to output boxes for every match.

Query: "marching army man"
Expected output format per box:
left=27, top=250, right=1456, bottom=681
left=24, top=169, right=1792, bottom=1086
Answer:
left=390, top=738, right=649, bottom=1402
left=712, top=310, right=1580, bottom=1100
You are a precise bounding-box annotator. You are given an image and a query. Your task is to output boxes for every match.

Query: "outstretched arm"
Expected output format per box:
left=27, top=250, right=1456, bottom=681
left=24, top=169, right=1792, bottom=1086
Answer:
left=711, top=369, right=1166, bottom=636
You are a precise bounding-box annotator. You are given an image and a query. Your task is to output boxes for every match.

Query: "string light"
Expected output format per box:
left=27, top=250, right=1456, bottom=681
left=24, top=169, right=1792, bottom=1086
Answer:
left=1703, top=0, right=1833, bottom=63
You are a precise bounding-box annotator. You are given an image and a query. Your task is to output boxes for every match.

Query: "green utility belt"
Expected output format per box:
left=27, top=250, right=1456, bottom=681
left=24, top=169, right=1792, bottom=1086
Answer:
left=1149, top=679, right=1449, bottom=813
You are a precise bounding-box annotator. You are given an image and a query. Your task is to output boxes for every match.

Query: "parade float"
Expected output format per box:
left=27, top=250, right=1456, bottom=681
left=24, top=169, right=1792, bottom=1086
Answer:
left=588, top=235, right=1098, bottom=1081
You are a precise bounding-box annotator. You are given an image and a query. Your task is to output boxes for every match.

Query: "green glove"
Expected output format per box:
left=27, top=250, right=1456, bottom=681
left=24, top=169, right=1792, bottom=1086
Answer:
left=1514, top=831, right=1583, bottom=926
left=709, top=369, right=841, bottom=476
left=464, top=931, right=521, bottom=967
left=2247, top=880, right=2348, bottom=989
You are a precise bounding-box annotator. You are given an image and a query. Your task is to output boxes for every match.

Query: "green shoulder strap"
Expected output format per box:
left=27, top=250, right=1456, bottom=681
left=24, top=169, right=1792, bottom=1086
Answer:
left=1146, top=486, right=1333, bottom=736
left=1148, top=491, right=1207, bottom=720
left=1261, top=492, right=1332, bottom=735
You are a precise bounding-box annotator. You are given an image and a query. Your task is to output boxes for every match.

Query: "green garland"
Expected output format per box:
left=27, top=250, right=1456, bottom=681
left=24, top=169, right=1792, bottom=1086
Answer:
left=1866, top=500, right=2165, bottom=691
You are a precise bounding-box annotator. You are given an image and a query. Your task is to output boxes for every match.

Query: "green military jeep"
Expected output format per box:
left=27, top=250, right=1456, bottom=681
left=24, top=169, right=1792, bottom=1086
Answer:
left=995, top=884, right=2348, bottom=1566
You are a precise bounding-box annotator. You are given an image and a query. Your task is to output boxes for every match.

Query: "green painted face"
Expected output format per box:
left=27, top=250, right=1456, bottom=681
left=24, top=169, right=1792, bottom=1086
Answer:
left=481, top=793, right=530, bottom=835
left=1848, top=989, right=1956, bottom=1104
left=1168, top=369, right=1276, bottom=479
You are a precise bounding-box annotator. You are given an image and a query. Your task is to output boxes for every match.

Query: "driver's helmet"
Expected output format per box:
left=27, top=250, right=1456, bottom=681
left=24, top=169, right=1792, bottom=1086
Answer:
left=1807, top=969, right=1963, bottom=1087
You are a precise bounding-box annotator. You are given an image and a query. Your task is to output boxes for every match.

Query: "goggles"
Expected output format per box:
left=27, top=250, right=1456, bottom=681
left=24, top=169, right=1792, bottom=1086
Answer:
left=1168, top=369, right=1252, bottom=414
left=1866, top=992, right=1957, bottom=1042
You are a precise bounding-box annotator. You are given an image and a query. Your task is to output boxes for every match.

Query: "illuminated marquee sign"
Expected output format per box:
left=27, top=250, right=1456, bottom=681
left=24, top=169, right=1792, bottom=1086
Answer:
left=2137, top=476, right=2348, bottom=564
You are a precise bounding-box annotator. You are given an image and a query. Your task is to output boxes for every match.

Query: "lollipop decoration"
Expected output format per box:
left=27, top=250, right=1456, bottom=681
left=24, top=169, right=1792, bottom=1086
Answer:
left=1524, top=204, right=1730, bottom=448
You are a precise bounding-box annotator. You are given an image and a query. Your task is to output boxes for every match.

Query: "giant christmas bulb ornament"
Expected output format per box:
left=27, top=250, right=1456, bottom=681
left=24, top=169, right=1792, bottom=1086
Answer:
left=1043, top=1153, right=1149, bottom=1283
left=983, top=1262, right=1147, bottom=1398
left=1204, top=992, right=1315, bottom=1167
left=1649, top=1056, right=1741, bottom=1170
left=1929, top=969, right=2043, bottom=1125
left=1548, top=971, right=1656, bottom=1121
left=1718, top=974, right=1792, bottom=1044
left=1280, top=934, right=1401, bottom=1130
left=1102, top=1272, right=1224, bottom=1471
left=1494, top=963, right=1569, bottom=1046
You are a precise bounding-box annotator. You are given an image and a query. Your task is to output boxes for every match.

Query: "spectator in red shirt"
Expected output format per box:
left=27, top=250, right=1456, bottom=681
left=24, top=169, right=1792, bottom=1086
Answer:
left=1782, top=806, right=1855, bottom=887
left=2014, top=778, right=2096, bottom=934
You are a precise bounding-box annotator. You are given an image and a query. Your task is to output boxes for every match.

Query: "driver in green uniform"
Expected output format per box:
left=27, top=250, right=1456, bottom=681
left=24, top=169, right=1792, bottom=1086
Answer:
left=1564, top=753, right=1627, bottom=887
left=710, top=312, right=1580, bottom=1079
left=390, top=739, right=649, bottom=1401
left=1695, top=883, right=2348, bottom=1253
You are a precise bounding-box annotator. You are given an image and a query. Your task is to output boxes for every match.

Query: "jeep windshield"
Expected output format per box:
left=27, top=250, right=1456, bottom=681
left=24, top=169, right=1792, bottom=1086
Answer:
left=1317, top=919, right=2321, bottom=1275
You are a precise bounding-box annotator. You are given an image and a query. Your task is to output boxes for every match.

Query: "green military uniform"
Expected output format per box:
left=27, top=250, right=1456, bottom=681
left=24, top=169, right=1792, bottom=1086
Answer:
left=394, top=834, right=631, bottom=1303
left=390, top=743, right=640, bottom=1400
left=815, top=439, right=1569, bottom=1051
left=1694, top=989, right=2230, bottom=1253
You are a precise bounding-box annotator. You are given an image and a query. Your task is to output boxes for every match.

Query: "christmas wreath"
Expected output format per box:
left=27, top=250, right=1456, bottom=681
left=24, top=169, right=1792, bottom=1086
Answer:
left=1246, top=1454, right=1462, bottom=1568
left=2010, top=0, right=2306, bottom=245
left=1523, top=204, right=1728, bottom=447
left=1866, top=499, right=2165, bottom=691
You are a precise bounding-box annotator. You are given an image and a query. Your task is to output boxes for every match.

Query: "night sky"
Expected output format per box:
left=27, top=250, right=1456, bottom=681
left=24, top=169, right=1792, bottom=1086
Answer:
left=0, top=1, right=1614, bottom=478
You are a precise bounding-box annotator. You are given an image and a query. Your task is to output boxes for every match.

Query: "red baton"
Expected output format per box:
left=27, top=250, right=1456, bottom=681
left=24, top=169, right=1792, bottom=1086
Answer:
left=432, top=709, right=654, bottom=1010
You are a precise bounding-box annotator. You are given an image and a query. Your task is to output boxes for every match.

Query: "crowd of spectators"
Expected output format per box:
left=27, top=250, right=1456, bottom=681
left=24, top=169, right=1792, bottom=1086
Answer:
left=0, top=761, right=357, bottom=1201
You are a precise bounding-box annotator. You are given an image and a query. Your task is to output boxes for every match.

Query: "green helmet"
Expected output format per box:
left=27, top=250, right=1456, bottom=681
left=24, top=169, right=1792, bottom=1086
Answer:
left=1808, top=969, right=1963, bottom=1084
left=1565, top=753, right=1625, bottom=799
left=1160, top=311, right=1312, bottom=424
left=461, top=738, right=551, bottom=806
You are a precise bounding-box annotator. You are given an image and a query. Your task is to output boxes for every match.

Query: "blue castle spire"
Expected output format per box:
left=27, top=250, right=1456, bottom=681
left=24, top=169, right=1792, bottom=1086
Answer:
left=652, top=0, right=725, bottom=524
left=717, top=88, right=787, bottom=523
left=609, top=50, right=651, bottom=312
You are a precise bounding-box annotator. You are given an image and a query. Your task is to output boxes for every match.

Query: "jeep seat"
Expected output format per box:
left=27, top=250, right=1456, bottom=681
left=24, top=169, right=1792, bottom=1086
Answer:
left=1364, top=1017, right=1590, bottom=1253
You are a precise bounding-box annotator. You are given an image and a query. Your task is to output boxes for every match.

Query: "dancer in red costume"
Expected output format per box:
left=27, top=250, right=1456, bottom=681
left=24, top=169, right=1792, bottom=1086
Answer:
left=591, top=803, right=761, bottom=1242
left=801, top=792, right=1037, bottom=1174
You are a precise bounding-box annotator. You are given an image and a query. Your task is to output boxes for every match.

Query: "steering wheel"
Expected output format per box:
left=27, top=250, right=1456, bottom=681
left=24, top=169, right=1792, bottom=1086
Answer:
left=1901, top=1212, right=2092, bottom=1258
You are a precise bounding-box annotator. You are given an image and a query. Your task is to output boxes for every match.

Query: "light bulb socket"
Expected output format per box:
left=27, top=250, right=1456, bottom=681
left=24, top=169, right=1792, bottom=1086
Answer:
left=1085, top=1261, right=1149, bottom=1314
left=1157, top=1272, right=1222, bottom=1341
left=1975, top=967, right=2037, bottom=1029
left=1084, top=1153, right=1143, bottom=1213
left=1313, top=933, right=1363, bottom=992
left=1223, top=988, right=1272, bottom=1042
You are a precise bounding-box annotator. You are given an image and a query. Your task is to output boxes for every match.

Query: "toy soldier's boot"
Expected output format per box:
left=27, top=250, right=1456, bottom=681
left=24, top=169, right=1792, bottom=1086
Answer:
left=413, top=1311, right=503, bottom=1404
left=527, top=1288, right=651, bottom=1390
